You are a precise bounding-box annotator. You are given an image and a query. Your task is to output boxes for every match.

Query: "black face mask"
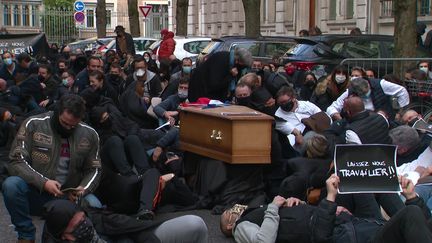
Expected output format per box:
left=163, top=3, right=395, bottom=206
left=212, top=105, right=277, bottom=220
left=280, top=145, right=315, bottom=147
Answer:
left=408, top=117, right=419, bottom=127
left=50, top=110, right=76, bottom=138
left=38, top=75, right=45, bottom=82
left=236, top=96, right=251, bottom=107
left=280, top=100, right=294, bottom=112
left=305, top=80, right=315, bottom=87
left=109, top=75, right=121, bottom=86
left=71, top=218, right=94, bottom=242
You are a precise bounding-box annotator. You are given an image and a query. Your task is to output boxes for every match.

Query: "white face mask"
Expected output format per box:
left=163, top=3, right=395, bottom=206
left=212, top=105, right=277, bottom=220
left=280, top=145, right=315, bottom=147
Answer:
left=420, top=67, right=429, bottom=73
left=335, top=75, right=346, bottom=84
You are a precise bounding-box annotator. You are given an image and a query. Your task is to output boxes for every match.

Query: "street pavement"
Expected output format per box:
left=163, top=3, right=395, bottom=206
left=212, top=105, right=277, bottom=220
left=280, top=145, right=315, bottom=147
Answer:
left=0, top=194, right=235, bottom=243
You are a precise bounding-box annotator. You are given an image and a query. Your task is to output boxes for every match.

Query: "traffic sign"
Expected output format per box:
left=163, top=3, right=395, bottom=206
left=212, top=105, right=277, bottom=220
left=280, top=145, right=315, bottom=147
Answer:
left=74, top=11, right=85, bottom=22
left=139, top=5, right=152, bottom=18
left=74, top=1, right=86, bottom=12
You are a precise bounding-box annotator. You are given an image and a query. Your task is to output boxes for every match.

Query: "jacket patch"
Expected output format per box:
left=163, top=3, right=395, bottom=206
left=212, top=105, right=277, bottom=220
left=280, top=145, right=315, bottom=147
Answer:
left=78, top=138, right=91, bottom=150
left=17, top=126, right=26, bottom=139
left=33, top=132, right=53, bottom=145
left=31, top=150, right=50, bottom=164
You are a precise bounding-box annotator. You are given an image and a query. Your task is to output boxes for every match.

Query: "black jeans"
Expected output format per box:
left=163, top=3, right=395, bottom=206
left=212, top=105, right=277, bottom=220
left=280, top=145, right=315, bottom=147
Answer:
left=372, top=205, right=432, bottom=243
left=101, top=135, right=150, bottom=175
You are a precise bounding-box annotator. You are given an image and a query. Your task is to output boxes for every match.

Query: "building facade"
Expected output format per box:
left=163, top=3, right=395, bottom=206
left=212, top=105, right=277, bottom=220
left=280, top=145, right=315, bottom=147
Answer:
left=172, top=0, right=432, bottom=37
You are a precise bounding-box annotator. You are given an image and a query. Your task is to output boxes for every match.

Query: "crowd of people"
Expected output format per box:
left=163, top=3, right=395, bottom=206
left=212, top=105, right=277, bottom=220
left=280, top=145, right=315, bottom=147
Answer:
left=0, top=26, right=432, bottom=242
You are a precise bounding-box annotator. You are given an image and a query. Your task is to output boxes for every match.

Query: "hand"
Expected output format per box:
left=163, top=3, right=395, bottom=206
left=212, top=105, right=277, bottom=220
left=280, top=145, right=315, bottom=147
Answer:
left=68, top=186, right=85, bottom=203
left=285, top=197, right=304, bottom=207
left=144, top=96, right=150, bottom=104
left=230, top=67, right=239, bottom=77
left=44, top=180, right=63, bottom=197
left=399, top=176, right=417, bottom=200
left=326, top=174, right=340, bottom=202
left=40, top=82, right=46, bottom=89
left=294, top=133, right=304, bottom=145
left=272, top=195, right=287, bottom=207
left=336, top=206, right=352, bottom=216
left=39, top=99, right=49, bottom=107
left=167, top=116, right=176, bottom=126
left=3, top=111, right=12, bottom=121
left=415, top=166, right=432, bottom=178
left=332, top=113, right=342, bottom=121
left=152, top=146, right=163, bottom=162
left=265, top=98, right=275, bottom=107
left=165, top=111, right=179, bottom=117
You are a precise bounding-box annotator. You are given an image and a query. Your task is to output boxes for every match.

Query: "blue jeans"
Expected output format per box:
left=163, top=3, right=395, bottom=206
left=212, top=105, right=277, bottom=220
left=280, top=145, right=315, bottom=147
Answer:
left=415, top=184, right=432, bottom=212
left=2, top=176, right=101, bottom=240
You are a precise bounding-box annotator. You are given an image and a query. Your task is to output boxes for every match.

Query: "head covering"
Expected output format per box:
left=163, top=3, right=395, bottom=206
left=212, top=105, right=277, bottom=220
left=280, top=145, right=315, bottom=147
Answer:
left=115, top=25, right=125, bottom=32
left=43, top=199, right=79, bottom=238
left=160, top=29, right=168, bottom=35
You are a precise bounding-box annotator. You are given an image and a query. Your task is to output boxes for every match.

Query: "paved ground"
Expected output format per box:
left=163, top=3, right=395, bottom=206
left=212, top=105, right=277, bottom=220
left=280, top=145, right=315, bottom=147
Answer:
left=0, top=194, right=235, bottom=243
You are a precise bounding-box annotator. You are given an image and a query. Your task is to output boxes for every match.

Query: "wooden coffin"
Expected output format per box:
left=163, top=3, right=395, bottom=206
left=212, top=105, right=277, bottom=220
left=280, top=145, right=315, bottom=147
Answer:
left=179, top=105, right=273, bottom=164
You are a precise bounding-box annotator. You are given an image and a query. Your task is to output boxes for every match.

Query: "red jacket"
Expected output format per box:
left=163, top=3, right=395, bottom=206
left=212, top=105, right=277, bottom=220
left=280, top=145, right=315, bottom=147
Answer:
left=158, top=31, right=175, bottom=59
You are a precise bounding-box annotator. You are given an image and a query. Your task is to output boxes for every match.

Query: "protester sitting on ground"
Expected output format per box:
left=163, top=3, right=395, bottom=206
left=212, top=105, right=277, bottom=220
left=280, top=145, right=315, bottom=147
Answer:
left=310, top=65, right=350, bottom=111
left=275, top=86, right=322, bottom=147
left=299, top=72, right=317, bottom=101
left=88, top=70, right=118, bottom=104
left=2, top=94, right=101, bottom=242
left=389, top=125, right=432, bottom=181
left=75, top=56, right=103, bottom=93
left=327, top=77, right=409, bottom=120
left=38, top=64, right=60, bottom=107
left=154, top=77, right=189, bottom=126
left=161, top=57, right=193, bottom=100
left=0, top=51, right=17, bottom=85
left=324, top=96, right=392, bottom=149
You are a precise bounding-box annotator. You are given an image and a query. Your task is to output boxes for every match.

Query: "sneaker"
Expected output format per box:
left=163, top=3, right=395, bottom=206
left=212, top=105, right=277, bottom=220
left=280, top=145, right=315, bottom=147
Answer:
left=136, top=209, right=155, bottom=221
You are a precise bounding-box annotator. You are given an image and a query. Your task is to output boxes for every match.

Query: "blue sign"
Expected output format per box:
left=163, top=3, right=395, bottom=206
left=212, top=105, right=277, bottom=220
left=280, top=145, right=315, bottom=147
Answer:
left=74, top=1, right=86, bottom=12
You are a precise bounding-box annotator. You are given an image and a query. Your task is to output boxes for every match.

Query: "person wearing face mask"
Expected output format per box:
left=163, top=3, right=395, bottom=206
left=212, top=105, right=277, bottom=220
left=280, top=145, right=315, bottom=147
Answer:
left=114, top=25, right=135, bottom=59
left=88, top=70, right=118, bottom=105
left=143, top=51, right=159, bottom=73
left=326, top=77, right=409, bottom=121
left=299, top=72, right=317, bottom=101
left=418, top=60, right=432, bottom=80
left=161, top=57, right=193, bottom=100
left=0, top=51, right=17, bottom=85
left=16, top=52, right=38, bottom=76
left=234, top=83, right=253, bottom=107
left=282, top=62, right=302, bottom=89
left=311, top=65, right=350, bottom=111
left=105, top=63, right=126, bottom=96
left=154, top=78, right=189, bottom=127
left=2, top=94, right=102, bottom=243
left=40, top=70, right=78, bottom=109
left=275, top=86, right=321, bottom=147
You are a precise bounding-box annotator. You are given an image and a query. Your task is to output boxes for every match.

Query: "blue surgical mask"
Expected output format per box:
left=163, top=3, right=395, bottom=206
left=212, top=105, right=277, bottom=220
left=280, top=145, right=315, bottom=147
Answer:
left=182, top=66, right=192, bottom=74
left=362, top=89, right=371, bottom=99
left=62, top=79, right=69, bottom=87
left=3, top=58, right=12, bottom=66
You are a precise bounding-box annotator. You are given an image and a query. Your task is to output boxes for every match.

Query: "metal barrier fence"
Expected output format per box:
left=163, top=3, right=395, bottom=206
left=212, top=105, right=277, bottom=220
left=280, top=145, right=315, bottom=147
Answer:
left=339, top=58, right=432, bottom=79
left=40, top=7, right=78, bottom=45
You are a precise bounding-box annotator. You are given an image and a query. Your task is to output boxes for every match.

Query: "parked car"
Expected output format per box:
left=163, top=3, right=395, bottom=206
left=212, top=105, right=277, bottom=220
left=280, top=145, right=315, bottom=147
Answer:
left=133, top=37, right=157, bottom=55
left=196, top=36, right=296, bottom=66
left=283, top=34, right=432, bottom=78
left=147, top=36, right=211, bottom=65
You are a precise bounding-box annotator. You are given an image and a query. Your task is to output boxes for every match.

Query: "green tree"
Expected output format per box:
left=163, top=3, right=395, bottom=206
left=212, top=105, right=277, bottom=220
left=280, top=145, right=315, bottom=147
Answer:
left=393, top=0, right=417, bottom=77
left=96, top=0, right=107, bottom=37
left=241, top=0, right=261, bottom=37
left=128, top=0, right=140, bottom=37
left=176, top=0, right=189, bottom=36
